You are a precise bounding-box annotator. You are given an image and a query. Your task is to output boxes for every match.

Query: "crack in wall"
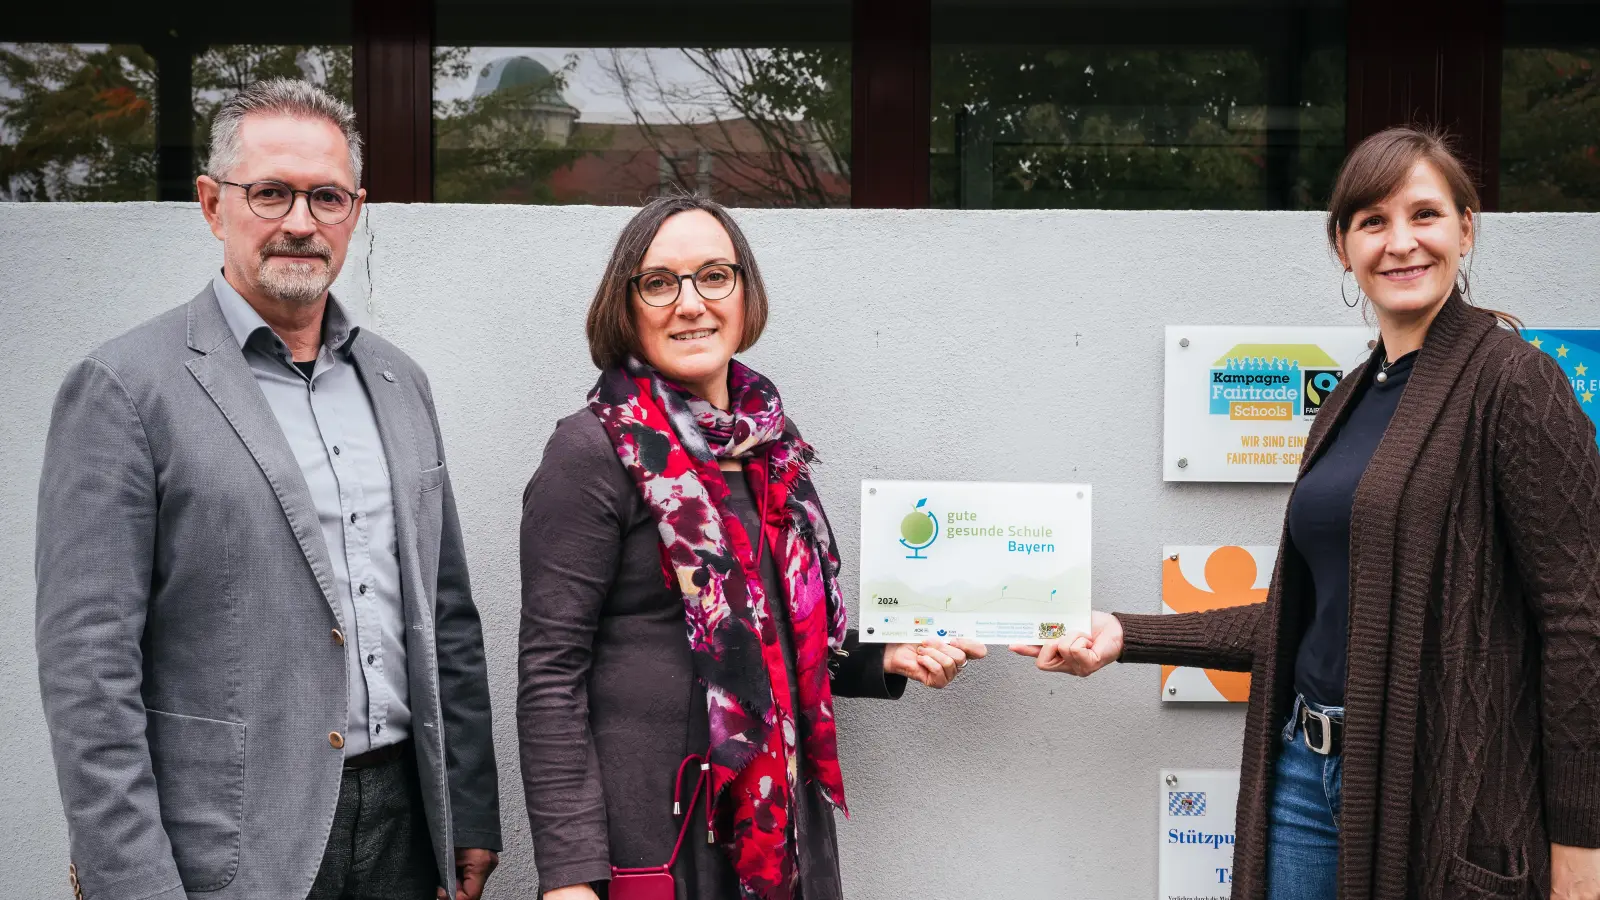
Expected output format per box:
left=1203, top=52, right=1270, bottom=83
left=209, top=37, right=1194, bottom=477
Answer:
left=363, top=208, right=376, bottom=322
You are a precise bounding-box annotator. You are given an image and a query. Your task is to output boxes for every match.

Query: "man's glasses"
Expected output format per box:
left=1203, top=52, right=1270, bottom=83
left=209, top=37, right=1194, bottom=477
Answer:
left=630, top=262, right=743, bottom=307
left=220, top=180, right=358, bottom=225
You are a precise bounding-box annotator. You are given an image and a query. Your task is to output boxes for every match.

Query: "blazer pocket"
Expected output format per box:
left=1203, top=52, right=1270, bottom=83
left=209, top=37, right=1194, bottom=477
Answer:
left=146, top=709, right=245, bottom=892
left=420, top=462, right=446, bottom=493
left=1447, top=848, right=1529, bottom=897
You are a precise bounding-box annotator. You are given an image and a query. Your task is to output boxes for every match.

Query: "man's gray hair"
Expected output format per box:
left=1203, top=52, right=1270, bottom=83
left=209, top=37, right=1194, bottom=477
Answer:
left=207, top=78, right=364, bottom=185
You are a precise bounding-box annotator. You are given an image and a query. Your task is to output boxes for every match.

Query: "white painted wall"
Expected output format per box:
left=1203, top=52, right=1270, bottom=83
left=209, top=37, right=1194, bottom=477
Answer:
left=3, top=203, right=1597, bottom=898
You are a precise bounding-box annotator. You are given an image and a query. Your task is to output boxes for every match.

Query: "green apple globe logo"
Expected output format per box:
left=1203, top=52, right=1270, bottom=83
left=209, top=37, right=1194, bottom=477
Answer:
left=899, top=498, right=939, bottom=559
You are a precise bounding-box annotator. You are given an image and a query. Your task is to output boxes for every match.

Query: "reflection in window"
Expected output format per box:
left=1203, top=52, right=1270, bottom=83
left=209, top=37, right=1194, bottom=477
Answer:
left=192, top=45, right=352, bottom=178
left=930, top=3, right=1346, bottom=210
left=1500, top=47, right=1599, bottom=211
left=3, top=5, right=352, bottom=201
left=0, top=43, right=158, bottom=201
left=433, top=45, right=850, bottom=206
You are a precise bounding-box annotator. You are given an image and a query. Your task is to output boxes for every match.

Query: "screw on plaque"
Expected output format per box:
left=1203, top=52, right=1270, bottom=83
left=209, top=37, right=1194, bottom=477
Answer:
left=1165, top=774, right=1179, bottom=787
left=1179, top=337, right=1190, bottom=348
left=1169, top=553, right=1179, bottom=561
left=869, top=488, right=876, bottom=495
left=1168, top=685, right=1178, bottom=695
left=1177, top=458, right=1189, bottom=469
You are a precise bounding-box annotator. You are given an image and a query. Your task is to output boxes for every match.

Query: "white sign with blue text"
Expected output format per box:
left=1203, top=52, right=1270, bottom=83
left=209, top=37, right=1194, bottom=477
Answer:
left=857, top=480, right=1091, bottom=645
left=1159, top=769, right=1240, bottom=900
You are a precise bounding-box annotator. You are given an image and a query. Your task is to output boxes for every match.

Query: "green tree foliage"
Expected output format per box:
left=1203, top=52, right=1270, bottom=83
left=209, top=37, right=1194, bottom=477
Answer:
left=728, top=47, right=851, bottom=183
left=0, top=43, right=158, bottom=201
left=191, top=44, right=352, bottom=177
left=0, top=42, right=350, bottom=201
left=931, top=45, right=1344, bottom=209
left=1501, top=47, right=1599, bottom=212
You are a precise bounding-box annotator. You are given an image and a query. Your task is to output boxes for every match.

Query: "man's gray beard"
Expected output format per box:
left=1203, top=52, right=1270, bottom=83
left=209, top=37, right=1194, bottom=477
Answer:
left=256, top=258, right=333, bottom=306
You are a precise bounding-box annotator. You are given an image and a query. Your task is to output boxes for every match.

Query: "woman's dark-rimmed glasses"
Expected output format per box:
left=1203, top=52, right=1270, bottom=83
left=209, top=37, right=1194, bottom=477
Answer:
left=220, top=180, right=358, bottom=225
left=630, top=262, right=743, bottom=307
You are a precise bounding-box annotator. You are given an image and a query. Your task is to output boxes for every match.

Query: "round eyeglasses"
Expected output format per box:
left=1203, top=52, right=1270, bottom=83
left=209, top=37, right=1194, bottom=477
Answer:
left=630, top=262, right=743, bottom=307
left=220, top=180, right=358, bottom=225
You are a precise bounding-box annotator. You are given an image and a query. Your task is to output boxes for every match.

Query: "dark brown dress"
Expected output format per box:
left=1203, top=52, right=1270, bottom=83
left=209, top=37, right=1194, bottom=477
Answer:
left=518, top=411, right=903, bottom=900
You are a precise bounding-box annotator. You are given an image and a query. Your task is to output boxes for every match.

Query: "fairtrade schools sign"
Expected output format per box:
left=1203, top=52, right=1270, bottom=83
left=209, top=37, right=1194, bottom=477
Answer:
left=1164, top=326, right=1376, bottom=483
left=1207, top=345, right=1344, bottom=421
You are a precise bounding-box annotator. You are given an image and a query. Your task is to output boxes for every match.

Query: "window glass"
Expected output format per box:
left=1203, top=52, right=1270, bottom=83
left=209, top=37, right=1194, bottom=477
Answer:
left=3, top=7, right=351, bottom=201
left=434, top=2, right=850, bottom=206
left=1, top=43, right=158, bottom=201
left=1500, top=2, right=1600, bottom=211
left=193, top=45, right=353, bottom=178
left=930, top=1, right=1346, bottom=210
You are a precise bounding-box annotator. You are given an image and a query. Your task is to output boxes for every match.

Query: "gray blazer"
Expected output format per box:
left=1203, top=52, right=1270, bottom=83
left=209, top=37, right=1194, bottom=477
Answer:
left=35, top=285, right=500, bottom=900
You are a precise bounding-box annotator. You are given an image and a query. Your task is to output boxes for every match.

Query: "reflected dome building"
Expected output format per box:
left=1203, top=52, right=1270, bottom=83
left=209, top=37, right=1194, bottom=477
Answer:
left=471, top=55, right=580, bottom=146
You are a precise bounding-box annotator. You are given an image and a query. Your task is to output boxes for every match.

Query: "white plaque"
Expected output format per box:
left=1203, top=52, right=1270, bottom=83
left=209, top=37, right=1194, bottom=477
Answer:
left=1164, top=325, right=1374, bottom=482
left=857, top=480, right=1091, bottom=644
left=1159, top=769, right=1240, bottom=899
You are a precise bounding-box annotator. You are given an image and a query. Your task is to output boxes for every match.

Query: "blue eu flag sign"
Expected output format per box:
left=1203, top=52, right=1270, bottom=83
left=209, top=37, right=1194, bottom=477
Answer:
left=1525, top=329, right=1600, bottom=449
left=1169, top=791, right=1207, bottom=816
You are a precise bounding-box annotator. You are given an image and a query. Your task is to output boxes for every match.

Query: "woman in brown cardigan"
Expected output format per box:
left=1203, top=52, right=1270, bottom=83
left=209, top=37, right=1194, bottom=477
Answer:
left=1017, top=127, right=1600, bottom=900
left=519, top=194, right=986, bottom=900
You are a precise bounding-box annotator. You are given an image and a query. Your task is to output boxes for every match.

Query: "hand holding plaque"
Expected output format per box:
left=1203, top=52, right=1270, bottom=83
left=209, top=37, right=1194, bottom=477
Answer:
left=1009, top=610, right=1123, bottom=675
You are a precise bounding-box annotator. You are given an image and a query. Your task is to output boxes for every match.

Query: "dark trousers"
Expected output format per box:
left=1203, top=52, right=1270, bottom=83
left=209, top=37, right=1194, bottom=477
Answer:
left=308, top=744, right=439, bottom=900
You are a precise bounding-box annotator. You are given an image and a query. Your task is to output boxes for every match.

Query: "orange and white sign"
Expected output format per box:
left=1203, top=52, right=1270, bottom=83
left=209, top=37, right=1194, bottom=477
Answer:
left=1160, top=545, right=1274, bottom=702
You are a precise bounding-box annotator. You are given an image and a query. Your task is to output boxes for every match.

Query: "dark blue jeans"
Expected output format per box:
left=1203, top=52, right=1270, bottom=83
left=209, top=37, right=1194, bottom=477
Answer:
left=1266, top=697, right=1343, bottom=900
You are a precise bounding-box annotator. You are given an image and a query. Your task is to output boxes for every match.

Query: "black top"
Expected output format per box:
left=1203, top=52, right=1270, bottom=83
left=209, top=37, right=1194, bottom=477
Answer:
left=293, top=359, right=316, bottom=380
left=518, top=411, right=902, bottom=900
left=1289, top=350, right=1417, bottom=706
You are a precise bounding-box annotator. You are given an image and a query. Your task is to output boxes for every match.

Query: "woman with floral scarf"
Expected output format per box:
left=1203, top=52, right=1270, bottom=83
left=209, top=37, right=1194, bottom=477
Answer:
left=518, top=194, right=985, bottom=900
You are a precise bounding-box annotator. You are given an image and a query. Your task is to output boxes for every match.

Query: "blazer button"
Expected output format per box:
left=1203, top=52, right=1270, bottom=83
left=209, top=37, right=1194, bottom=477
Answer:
left=329, top=731, right=345, bottom=750
left=332, top=629, right=345, bottom=646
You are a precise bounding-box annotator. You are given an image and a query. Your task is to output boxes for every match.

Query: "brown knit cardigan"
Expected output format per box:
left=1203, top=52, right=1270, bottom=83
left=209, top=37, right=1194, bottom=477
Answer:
left=1116, top=295, right=1600, bottom=900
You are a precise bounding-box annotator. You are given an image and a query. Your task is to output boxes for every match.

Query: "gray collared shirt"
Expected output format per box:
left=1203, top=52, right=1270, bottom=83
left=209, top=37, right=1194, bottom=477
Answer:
left=213, top=271, right=409, bottom=757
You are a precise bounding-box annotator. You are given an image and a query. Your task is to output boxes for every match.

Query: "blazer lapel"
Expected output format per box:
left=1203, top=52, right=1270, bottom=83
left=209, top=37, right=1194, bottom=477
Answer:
left=183, top=286, right=344, bottom=625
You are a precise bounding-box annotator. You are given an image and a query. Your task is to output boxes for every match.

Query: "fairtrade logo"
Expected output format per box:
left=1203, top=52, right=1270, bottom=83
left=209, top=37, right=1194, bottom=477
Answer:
left=899, top=497, right=939, bottom=559
left=1209, top=344, right=1343, bottom=421
left=1168, top=791, right=1207, bottom=816
left=1302, top=369, right=1344, bottom=415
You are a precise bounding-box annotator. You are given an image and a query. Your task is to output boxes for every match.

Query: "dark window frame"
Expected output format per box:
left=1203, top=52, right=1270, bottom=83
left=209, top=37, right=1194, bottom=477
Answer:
left=5, top=0, right=1519, bottom=208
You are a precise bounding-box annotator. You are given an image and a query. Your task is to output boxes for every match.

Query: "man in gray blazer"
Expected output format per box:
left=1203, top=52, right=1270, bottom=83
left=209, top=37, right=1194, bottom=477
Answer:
left=36, top=79, right=499, bottom=900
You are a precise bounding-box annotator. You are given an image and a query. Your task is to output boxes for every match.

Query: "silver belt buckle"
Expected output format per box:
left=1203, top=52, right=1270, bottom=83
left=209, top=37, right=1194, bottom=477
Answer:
left=1301, top=705, right=1334, bottom=755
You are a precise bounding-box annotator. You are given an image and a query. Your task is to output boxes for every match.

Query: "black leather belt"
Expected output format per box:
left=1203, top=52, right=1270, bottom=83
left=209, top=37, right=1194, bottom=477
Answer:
left=344, top=739, right=410, bottom=771
left=1299, top=704, right=1344, bottom=756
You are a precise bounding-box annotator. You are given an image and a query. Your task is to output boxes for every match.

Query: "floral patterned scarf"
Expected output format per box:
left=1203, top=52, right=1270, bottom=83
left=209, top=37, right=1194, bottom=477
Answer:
left=589, top=356, right=848, bottom=900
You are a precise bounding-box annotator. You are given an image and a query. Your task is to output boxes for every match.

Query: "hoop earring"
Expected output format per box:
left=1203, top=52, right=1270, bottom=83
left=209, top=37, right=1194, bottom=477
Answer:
left=1341, top=269, right=1363, bottom=309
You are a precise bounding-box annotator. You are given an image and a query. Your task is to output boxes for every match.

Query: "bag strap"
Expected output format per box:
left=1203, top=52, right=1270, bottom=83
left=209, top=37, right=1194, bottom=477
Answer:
left=611, top=753, right=714, bottom=876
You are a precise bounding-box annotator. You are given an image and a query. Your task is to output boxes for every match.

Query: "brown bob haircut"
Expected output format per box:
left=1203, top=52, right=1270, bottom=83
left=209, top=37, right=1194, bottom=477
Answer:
left=586, top=192, right=771, bottom=369
left=1326, top=125, right=1518, bottom=327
